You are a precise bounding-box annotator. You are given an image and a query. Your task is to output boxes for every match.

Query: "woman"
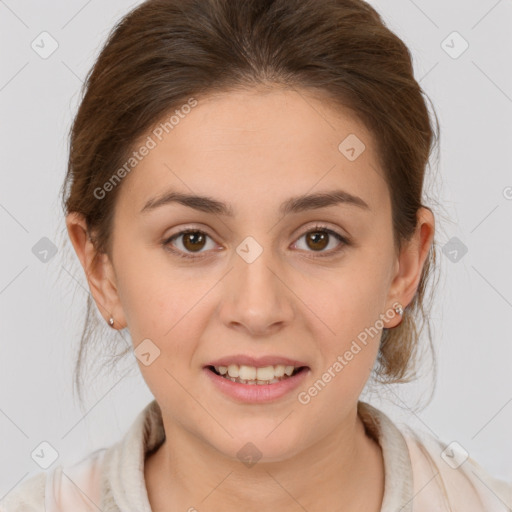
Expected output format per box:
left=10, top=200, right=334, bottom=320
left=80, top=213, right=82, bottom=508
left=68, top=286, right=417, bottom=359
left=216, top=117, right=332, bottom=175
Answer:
left=2, top=0, right=510, bottom=510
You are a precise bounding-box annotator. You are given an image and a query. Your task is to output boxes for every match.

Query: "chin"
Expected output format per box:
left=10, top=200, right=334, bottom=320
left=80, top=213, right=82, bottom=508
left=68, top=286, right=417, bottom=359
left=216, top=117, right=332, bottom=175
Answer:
left=206, top=424, right=304, bottom=464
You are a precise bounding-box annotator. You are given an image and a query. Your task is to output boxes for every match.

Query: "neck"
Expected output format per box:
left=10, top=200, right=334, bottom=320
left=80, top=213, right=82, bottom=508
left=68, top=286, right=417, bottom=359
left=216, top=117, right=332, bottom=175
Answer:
left=144, top=407, right=385, bottom=512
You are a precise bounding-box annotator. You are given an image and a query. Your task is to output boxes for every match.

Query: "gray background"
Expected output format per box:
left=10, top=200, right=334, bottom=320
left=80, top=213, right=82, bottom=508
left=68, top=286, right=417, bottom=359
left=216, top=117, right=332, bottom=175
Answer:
left=1, top=0, right=511, bottom=499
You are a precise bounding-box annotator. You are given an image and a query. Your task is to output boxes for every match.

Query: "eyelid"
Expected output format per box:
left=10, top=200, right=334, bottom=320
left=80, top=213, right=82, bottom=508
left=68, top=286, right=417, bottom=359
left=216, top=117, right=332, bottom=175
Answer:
left=162, top=222, right=351, bottom=259
left=292, top=223, right=350, bottom=258
left=162, top=226, right=219, bottom=260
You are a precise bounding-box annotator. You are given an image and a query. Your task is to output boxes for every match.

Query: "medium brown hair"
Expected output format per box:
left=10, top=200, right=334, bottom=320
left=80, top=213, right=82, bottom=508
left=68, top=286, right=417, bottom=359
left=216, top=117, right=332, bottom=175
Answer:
left=58, top=0, right=441, bottom=407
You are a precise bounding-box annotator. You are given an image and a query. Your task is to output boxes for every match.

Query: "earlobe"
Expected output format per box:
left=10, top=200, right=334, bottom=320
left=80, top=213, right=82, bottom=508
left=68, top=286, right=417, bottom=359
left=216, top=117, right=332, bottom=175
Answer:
left=65, top=212, right=127, bottom=329
left=385, top=207, right=435, bottom=327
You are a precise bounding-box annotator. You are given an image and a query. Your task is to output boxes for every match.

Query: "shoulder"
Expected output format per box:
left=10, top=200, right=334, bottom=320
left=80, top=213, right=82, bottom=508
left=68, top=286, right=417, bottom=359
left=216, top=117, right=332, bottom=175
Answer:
left=0, top=448, right=107, bottom=512
left=1, top=400, right=162, bottom=512
left=399, top=425, right=512, bottom=512
left=0, top=471, right=46, bottom=512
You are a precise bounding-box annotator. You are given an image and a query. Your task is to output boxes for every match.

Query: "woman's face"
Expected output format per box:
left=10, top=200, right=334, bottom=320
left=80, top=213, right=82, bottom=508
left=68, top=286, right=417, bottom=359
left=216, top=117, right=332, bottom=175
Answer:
left=82, top=87, right=431, bottom=460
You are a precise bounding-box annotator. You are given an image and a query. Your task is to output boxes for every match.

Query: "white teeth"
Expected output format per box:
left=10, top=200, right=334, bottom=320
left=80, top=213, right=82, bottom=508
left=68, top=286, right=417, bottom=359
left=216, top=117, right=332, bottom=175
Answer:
left=274, top=365, right=285, bottom=377
left=238, top=365, right=257, bottom=381
left=256, top=366, right=275, bottom=381
left=213, top=363, right=302, bottom=383
left=227, top=364, right=239, bottom=378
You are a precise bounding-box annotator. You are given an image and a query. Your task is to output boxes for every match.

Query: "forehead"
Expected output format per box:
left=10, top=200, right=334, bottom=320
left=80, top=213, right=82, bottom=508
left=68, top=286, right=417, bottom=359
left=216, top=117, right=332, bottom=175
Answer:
left=117, top=87, right=387, bottom=217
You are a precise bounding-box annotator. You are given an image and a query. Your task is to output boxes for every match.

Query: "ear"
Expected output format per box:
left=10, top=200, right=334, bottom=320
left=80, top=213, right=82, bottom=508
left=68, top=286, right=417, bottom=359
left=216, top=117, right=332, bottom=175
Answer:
left=65, top=212, right=127, bottom=329
left=385, top=207, right=435, bottom=328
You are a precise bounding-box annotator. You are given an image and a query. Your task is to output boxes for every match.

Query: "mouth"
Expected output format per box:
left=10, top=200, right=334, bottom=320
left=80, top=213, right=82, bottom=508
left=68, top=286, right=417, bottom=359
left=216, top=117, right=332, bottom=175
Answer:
left=204, top=362, right=310, bottom=403
left=206, top=364, right=308, bottom=385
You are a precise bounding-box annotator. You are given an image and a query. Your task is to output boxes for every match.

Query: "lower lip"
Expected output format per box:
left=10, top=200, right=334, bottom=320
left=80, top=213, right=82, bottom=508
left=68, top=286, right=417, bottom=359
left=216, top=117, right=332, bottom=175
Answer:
left=204, top=367, right=310, bottom=403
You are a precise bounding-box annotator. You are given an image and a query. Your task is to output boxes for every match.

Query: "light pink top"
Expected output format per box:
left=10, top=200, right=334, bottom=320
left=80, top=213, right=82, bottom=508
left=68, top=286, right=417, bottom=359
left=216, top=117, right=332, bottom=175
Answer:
left=2, top=399, right=511, bottom=511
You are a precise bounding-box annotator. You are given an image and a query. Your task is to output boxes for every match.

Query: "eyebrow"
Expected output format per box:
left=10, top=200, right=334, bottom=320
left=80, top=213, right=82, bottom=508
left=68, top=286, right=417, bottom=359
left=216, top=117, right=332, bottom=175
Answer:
left=140, top=188, right=370, bottom=217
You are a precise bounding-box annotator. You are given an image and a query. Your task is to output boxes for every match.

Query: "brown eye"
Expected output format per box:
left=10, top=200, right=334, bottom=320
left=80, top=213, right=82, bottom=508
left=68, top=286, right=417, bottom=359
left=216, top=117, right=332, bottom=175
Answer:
left=163, top=229, right=215, bottom=259
left=305, top=231, right=329, bottom=251
left=294, top=226, right=348, bottom=256
left=163, top=225, right=349, bottom=260
left=181, top=231, right=207, bottom=252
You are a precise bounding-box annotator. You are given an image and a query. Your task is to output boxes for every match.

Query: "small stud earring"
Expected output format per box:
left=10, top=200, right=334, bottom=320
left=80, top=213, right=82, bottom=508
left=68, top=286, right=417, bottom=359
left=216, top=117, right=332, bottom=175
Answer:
left=108, top=317, right=115, bottom=327
left=394, top=304, right=404, bottom=316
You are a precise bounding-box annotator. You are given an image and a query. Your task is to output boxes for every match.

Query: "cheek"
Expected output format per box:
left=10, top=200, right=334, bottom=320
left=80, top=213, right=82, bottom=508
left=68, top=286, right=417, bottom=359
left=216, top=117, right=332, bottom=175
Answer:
left=304, top=253, right=391, bottom=371
left=115, top=249, right=217, bottom=373
left=117, top=255, right=206, bottom=406
left=114, top=250, right=192, bottom=345
left=314, top=258, right=390, bottom=328
left=300, top=276, right=386, bottom=413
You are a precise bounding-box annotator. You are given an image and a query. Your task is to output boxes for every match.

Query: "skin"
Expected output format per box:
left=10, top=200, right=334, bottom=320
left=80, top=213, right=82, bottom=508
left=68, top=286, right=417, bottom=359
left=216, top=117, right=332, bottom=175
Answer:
left=67, top=85, right=435, bottom=511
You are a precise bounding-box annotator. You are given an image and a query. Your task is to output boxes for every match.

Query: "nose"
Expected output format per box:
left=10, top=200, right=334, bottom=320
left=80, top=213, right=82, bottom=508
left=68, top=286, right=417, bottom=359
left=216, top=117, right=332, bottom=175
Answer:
left=218, top=240, right=295, bottom=337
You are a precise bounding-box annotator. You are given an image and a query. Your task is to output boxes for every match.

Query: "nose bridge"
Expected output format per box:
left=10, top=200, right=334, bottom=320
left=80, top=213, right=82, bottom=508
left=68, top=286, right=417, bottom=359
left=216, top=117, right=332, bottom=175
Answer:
left=221, top=233, right=294, bottom=333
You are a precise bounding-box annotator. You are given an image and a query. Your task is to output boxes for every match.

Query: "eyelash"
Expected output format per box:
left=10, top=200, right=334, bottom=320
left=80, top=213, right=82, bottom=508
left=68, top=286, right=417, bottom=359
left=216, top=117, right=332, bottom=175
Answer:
left=161, top=224, right=351, bottom=261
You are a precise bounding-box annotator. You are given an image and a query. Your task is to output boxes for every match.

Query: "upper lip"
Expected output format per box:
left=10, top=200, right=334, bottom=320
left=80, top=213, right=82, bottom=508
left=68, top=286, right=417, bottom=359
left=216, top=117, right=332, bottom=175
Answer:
left=206, top=354, right=309, bottom=368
